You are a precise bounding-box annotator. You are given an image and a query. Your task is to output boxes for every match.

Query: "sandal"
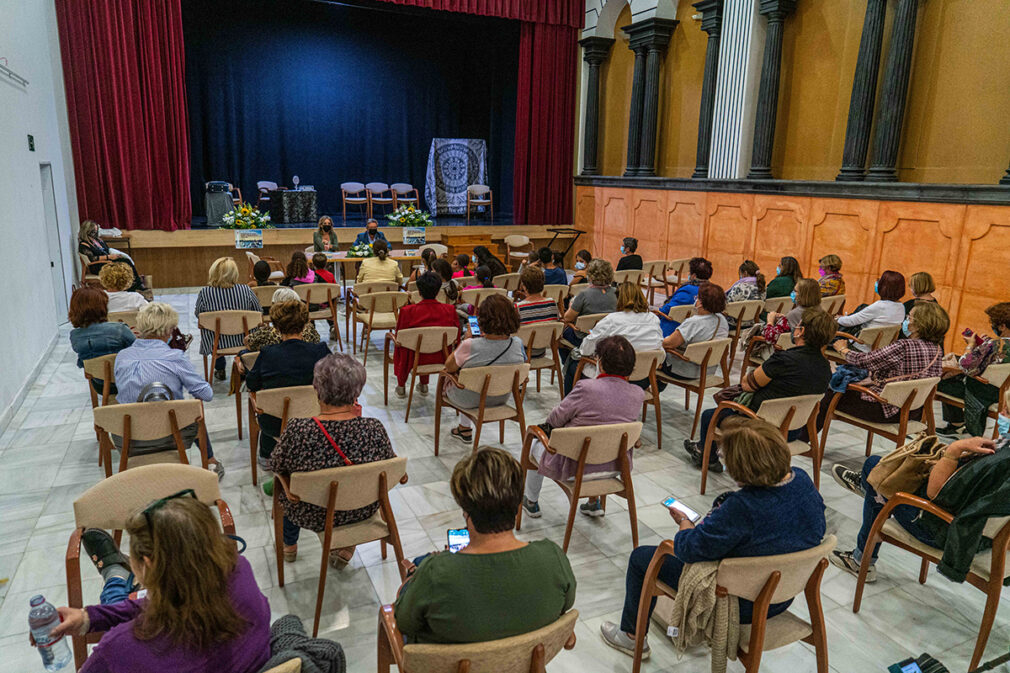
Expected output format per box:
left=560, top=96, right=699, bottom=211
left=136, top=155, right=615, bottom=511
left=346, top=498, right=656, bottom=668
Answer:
left=451, top=426, right=472, bottom=444
left=283, top=544, right=297, bottom=563
left=328, top=548, right=354, bottom=569
left=82, top=529, right=131, bottom=575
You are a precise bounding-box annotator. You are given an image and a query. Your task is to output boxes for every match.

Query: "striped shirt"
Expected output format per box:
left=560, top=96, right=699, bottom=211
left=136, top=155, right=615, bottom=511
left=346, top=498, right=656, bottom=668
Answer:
left=516, top=298, right=560, bottom=325
left=844, top=338, right=943, bottom=417
left=194, top=284, right=262, bottom=355
left=114, top=339, right=213, bottom=403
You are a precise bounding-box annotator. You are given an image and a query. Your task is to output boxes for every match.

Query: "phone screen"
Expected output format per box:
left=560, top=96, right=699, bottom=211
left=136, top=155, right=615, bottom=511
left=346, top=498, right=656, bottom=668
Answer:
left=447, top=528, right=470, bottom=553
left=468, top=316, right=480, bottom=336
left=900, top=663, right=922, bottom=673
left=662, top=497, right=701, bottom=523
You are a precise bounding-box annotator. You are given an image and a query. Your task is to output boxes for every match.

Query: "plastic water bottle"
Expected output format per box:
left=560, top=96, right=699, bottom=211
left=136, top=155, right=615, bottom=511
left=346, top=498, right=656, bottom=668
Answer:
left=28, top=595, right=71, bottom=670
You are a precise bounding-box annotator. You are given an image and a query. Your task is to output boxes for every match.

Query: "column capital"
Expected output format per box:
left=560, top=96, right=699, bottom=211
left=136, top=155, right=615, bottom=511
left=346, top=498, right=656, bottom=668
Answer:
left=692, top=0, right=724, bottom=35
left=758, top=0, right=798, bottom=22
left=621, top=17, right=679, bottom=53
left=580, top=36, right=615, bottom=65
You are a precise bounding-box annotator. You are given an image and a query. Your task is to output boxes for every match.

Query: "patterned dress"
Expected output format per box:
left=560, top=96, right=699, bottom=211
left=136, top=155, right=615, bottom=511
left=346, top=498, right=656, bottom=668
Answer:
left=271, top=417, right=396, bottom=532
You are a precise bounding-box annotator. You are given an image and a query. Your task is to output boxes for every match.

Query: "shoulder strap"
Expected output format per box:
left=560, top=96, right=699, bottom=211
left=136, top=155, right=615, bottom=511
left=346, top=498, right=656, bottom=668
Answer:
left=486, top=338, right=514, bottom=366
left=312, top=417, right=354, bottom=465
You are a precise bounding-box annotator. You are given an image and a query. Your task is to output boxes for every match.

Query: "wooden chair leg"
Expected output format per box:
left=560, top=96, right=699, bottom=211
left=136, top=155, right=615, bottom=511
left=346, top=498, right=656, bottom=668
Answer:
left=249, top=400, right=259, bottom=487
left=272, top=490, right=285, bottom=587
left=970, top=585, right=1002, bottom=671
left=313, top=540, right=330, bottom=637
left=235, top=388, right=243, bottom=440
left=381, top=539, right=387, bottom=560
left=865, top=431, right=874, bottom=456
left=689, top=393, right=703, bottom=439
left=472, top=421, right=483, bottom=453
left=203, top=355, right=208, bottom=382
left=404, top=373, right=417, bottom=422
left=627, top=494, right=639, bottom=549
left=562, top=495, right=578, bottom=553
left=499, top=419, right=505, bottom=443
left=918, top=558, right=929, bottom=584
left=434, top=394, right=442, bottom=457
left=653, top=391, right=663, bottom=451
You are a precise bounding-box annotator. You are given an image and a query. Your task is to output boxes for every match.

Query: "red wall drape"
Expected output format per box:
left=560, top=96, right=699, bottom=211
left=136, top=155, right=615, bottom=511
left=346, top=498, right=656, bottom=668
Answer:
left=372, top=0, right=583, bottom=27
left=55, top=0, right=191, bottom=231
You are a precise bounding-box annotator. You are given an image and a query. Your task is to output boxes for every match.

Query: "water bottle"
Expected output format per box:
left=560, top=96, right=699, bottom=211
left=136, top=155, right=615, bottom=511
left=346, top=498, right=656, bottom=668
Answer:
left=28, top=595, right=71, bottom=670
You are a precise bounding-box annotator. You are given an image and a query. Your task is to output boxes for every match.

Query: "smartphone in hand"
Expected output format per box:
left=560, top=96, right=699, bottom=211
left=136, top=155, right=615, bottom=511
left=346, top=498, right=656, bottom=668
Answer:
left=467, top=316, right=481, bottom=336
left=447, top=528, right=470, bottom=553
left=662, top=496, right=701, bottom=523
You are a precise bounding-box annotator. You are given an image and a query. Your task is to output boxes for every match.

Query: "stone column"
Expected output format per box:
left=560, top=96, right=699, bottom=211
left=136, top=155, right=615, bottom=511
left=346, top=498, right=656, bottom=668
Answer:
left=836, top=0, right=888, bottom=181
left=866, top=0, right=921, bottom=182
left=622, top=18, right=678, bottom=177
left=747, top=0, right=797, bottom=180
left=692, top=0, right=725, bottom=179
left=1001, top=164, right=1010, bottom=186
left=579, top=36, right=615, bottom=176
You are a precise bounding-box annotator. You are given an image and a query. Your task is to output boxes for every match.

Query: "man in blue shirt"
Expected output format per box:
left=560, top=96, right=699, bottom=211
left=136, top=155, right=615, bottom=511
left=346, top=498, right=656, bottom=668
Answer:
left=655, top=257, right=713, bottom=337
left=536, top=247, right=568, bottom=286
left=353, top=218, right=388, bottom=247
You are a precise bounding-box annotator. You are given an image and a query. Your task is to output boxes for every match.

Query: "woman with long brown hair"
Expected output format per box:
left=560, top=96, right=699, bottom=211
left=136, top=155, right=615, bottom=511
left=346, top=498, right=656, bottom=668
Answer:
left=281, top=251, right=316, bottom=286
left=50, top=493, right=270, bottom=672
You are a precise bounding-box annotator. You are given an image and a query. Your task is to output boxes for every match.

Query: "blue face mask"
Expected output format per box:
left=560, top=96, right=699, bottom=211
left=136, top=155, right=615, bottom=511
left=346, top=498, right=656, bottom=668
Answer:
left=874, top=281, right=879, bottom=295
left=999, top=415, right=1010, bottom=438
left=574, top=260, right=586, bottom=270
left=901, top=318, right=911, bottom=337
left=776, top=266, right=781, bottom=276
left=620, top=246, right=626, bottom=255
left=471, top=255, right=477, bottom=266
left=789, top=290, right=797, bottom=303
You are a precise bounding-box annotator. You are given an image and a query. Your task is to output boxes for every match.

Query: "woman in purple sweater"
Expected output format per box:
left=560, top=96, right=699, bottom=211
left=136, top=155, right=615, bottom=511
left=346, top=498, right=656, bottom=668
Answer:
left=522, top=335, right=645, bottom=519
left=50, top=492, right=271, bottom=673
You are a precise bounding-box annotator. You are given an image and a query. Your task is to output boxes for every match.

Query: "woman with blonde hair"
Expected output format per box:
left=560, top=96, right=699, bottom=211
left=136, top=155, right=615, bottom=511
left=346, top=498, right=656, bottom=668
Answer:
left=78, top=219, right=146, bottom=291
left=195, top=257, right=261, bottom=380
left=313, top=215, right=338, bottom=252
left=904, top=271, right=939, bottom=316
left=99, top=262, right=148, bottom=312
left=817, top=254, right=845, bottom=297
left=50, top=493, right=271, bottom=672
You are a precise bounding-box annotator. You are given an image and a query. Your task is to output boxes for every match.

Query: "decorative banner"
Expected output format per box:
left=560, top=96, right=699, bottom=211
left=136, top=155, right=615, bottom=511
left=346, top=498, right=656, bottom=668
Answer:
left=235, top=229, right=263, bottom=249
left=403, top=227, right=426, bottom=246
left=425, top=138, right=487, bottom=216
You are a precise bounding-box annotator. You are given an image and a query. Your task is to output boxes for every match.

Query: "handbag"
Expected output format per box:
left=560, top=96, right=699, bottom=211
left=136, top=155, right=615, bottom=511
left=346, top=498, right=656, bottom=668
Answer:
left=866, top=431, right=947, bottom=499
left=168, top=328, right=192, bottom=351
left=713, top=384, right=744, bottom=404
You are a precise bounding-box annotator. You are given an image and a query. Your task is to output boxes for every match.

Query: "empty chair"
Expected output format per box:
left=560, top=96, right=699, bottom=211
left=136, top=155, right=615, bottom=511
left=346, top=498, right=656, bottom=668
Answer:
left=665, top=257, right=691, bottom=291
left=460, top=287, right=508, bottom=308
left=467, top=185, right=493, bottom=223
left=821, top=294, right=846, bottom=316
left=341, top=182, right=368, bottom=223
left=391, top=182, right=419, bottom=209
left=92, top=399, right=210, bottom=477
left=505, top=234, right=532, bottom=271
left=257, top=180, right=279, bottom=208
left=642, top=260, right=669, bottom=305
left=724, top=300, right=765, bottom=361
left=346, top=280, right=401, bottom=344
left=366, top=182, right=394, bottom=218
left=541, top=284, right=568, bottom=308
left=493, top=272, right=521, bottom=292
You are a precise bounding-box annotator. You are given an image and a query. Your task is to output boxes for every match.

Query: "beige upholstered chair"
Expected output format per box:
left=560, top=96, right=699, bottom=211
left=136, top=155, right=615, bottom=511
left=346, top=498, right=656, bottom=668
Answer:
left=493, top=272, right=521, bottom=292
left=504, top=234, right=532, bottom=271
left=821, top=294, right=846, bottom=316
left=245, top=250, right=284, bottom=283
left=248, top=384, right=320, bottom=486
left=196, top=309, right=263, bottom=382
left=824, top=323, right=901, bottom=364
left=517, top=422, right=642, bottom=552
left=383, top=326, right=458, bottom=421
left=347, top=280, right=401, bottom=340
left=665, top=258, right=691, bottom=291
left=699, top=393, right=824, bottom=494
left=568, top=283, right=592, bottom=299
left=739, top=332, right=795, bottom=385
left=853, top=497, right=1010, bottom=672
left=232, top=351, right=260, bottom=441
left=83, top=353, right=118, bottom=410
left=250, top=284, right=278, bottom=321
left=366, top=182, right=394, bottom=218
left=424, top=243, right=449, bottom=257
left=642, top=260, right=669, bottom=304
left=108, top=311, right=139, bottom=329
left=763, top=296, right=793, bottom=315
left=936, top=362, right=1010, bottom=437
left=272, top=457, right=409, bottom=636
left=294, top=282, right=343, bottom=351
left=353, top=291, right=409, bottom=364
left=819, top=376, right=940, bottom=456
left=341, top=182, right=368, bottom=223
left=460, top=287, right=508, bottom=308
left=632, top=536, right=836, bottom=673
left=517, top=321, right=565, bottom=398
left=614, top=269, right=645, bottom=287
left=391, top=182, right=419, bottom=209
left=541, top=284, right=568, bottom=308
left=434, top=363, right=530, bottom=456
left=659, top=303, right=694, bottom=325
left=92, top=400, right=210, bottom=478
left=408, top=289, right=449, bottom=304
left=378, top=605, right=578, bottom=673
left=65, top=464, right=234, bottom=669
left=78, top=252, right=102, bottom=287
left=656, top=337, right=733, bottom=439
left=724, top=299, right=765, bottom=361
left=262, top=659, right=301, bottom=673
left=558, top=312, right=609, bottom=351
left=575, top=350, right=665, bottom=448
left=466, top=185, right=493, bottom=223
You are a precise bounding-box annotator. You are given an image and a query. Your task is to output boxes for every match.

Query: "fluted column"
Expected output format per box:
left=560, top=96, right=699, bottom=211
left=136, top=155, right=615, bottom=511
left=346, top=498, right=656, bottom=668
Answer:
left=692, top=0, right=725, bottom=179
left=866, top=0, right=921, bottom=182
left=747, top=0, right=797, bottom=180
left=622, top=18, right=677, bottom=177
left=579, top=36, right=615, bottom=176
left=836, top=0, right=887, bottom=181
left=623, top=44, right=647, bottom=176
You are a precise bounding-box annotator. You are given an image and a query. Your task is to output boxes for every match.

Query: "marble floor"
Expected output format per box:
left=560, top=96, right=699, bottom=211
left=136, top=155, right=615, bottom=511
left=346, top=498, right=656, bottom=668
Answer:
left=1, top=290, right=1008, bottom=673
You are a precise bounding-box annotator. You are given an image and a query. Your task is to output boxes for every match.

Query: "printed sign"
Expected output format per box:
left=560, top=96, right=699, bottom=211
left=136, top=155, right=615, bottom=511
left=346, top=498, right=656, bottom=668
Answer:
left=235, top=229, right=263, bottom=249
left=403, top=227, right=426, bottom=246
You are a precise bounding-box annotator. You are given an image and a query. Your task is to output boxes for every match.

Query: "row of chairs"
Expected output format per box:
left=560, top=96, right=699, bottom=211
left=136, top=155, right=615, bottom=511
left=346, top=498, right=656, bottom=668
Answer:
left=340, top=182, right=493, bottom=222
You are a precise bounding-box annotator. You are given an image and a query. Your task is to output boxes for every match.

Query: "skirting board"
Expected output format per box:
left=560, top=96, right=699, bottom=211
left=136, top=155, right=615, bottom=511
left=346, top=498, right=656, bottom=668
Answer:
left=0, top=331, right=58, bottom=436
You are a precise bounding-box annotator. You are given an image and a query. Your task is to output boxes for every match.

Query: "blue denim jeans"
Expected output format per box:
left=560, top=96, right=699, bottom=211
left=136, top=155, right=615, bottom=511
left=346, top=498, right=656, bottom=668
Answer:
left=99, top=572, right=137, bottom=605
left=283, top=516, right=300, bottom=546
left=853, top=455, right=937, bottom=563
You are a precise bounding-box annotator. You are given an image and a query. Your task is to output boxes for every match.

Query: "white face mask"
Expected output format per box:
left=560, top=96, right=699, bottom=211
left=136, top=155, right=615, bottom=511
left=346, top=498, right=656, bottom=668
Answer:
left=574, top=260, right=586, bottom=270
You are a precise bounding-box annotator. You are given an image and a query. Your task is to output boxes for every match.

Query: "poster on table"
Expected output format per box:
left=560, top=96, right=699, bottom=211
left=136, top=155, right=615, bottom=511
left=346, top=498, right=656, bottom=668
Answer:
left=235, top=230, right=263, bottom=249
left=403, top=227, right=426, bottom=246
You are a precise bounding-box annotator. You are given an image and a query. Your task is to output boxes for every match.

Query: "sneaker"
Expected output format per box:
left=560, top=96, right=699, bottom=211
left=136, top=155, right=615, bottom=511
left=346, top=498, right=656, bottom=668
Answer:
left=329, top=328, right=339, bottom=341
left=418, top=384, right=429, bottom=396
left=599, top=621, right=649, bottom=659
left=395, top=386, right=406, bottom=398
left=936, top=423, right=966, bottom=438
left=257, top=455, right=272, bottom=473
left=82, top=528, right=130, bottom=575
left=831, top=464, right=865, bottom=497
left=684, top=439, right=723, bottom=473
left=214, top=368, right=226, bottom=382
left=522, top=497, right=542, bottom=519
left=829, top=549, right=876, bottom=583
left=208, top=459, right=225, bottom=482
left=580, top=500, right=605, bottom=518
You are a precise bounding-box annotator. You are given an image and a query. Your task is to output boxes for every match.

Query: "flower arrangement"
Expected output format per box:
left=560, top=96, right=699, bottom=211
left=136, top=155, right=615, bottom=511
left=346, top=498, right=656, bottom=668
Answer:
left=386, top=204, right=432, bottom=227
left=347, top=241, right=374, bottom=258
left=221, top=203, right=272, bottom=229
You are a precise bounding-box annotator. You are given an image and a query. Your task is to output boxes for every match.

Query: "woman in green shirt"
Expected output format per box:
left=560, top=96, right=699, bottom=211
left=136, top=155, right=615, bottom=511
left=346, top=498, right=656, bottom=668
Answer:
left=765, top=255, right=803, bottom=299
left=394, top=448, right=577, bottom=643
left=312, top=215, right=339, bottom=252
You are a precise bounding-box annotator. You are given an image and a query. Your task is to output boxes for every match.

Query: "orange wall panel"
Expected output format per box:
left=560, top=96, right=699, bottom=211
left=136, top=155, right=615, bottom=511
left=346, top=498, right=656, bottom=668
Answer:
left=704, top=194, right=755, bottom=287
left=631, top=190, right=667, bottom=261
left=954, top=207, right=1010, bottom=341
left=808, top=198, right=878, bottom=306
left=575, top=186, right=597, bottom=255
left=664, top=191, right=707, bottom=260
left=597, top=188, right=632, bottom=259
left=751, top=195, right=812, bottom=279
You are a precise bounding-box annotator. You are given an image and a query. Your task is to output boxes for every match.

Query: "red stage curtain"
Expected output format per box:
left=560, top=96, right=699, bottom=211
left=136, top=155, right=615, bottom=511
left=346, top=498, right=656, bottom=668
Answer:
left=372, top=0, right=583, bottom=27
left=513, top=22, right=579, bottom=225
left=55, top=0, right=191, bottom=231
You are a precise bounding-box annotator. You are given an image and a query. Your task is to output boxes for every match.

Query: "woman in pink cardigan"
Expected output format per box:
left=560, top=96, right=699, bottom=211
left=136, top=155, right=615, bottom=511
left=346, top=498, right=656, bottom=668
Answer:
left=521, top=335, right=645, bottom=519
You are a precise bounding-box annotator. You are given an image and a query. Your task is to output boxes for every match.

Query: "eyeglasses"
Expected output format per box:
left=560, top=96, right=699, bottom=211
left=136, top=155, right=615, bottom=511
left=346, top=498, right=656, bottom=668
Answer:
left=142, top=488, right=196, bottom=530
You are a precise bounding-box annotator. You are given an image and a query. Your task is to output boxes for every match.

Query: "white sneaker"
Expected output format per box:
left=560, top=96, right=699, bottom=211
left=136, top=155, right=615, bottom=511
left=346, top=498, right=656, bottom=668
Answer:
left=599, top=621, right=649, bottom=659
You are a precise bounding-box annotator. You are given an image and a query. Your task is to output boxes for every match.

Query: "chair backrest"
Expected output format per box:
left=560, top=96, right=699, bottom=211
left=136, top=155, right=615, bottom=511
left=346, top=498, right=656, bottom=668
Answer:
left=755, top=393, right=824, bottom=432
left=665, top=304, right=694, bottom=323
left=717, top=536, right=836, bottom=603
left=396, top=326, right=458, bottom=354
left=456, top=363, right=530, bottom=398
left=764, top=297, right=792, bottom=314
left=504, top=234, right=530, bottom=248
left=409, top=289, right=449, bottom=304
left=82, top=353, right=117, bottom=383
left=108, top=311, right=139, bottom=328
left=261, top=659, right=302, bottom=673
left=402, top=610, right=578, bottom=673
left=858, top=323, right=901, bottom=350
left=425, top=243, right=449, bottom=257
left=73, top=463, right=223, bottom=530
left=355, top=281, right=400, bottom=295
left=257, top=181, right=279, bottom=191
left=822, top=294, right=846, bottom=316
left=406, top=280, right=419, bottom=293
left=239, top=351, right=260, bottom=371
left=982, top=516, right=1010, bottom=540
left=391, top=183, right=415, bottom=194
left=358, top=291, right=409, bottom=313
left=724, top=299, right=765, bottom=323
left=493, top=273, right=521, bottom=291
left=517, top=321, right=563, bottom=353
left=667, top=258, right=690, bottom=280
left=548, top=422, right=643, bottom=465
left=288, top=456, right=408, bottom=510
left=294, top=283, right=340, bottom=305
left=643, top=260, right=667, bottom=277
left=254, top=385, right=320, bottom=420
left=542, top=284, right=568, bottom=304
left=630, top=350, right=666, bottom=381
left=252, top=285, right=278, bottom=308
left=774, top=331, right=795, bottom=349
left=575, top=312, right=609, bottom=333
left=983, top=362, right=1010, bottom=390
left=569, top=284, right=592, bottom=299
left=341, top=182, right=365, bottom=193
left=681, top=337, right=733, bottom=366
left=878, top=376, right=940, bottom=411
left=366, top=182, right=390, bottom=193
left=460, top=287, right=508, bottom=306
left=197, top=310, right=263, bottom=336
left=468, top=184, right=491, bottom=197
left=93, top=399, right=204, bottom=441
left=614, top=269, right=645, bottom=285
left=79, top=252, right=96, bottom=276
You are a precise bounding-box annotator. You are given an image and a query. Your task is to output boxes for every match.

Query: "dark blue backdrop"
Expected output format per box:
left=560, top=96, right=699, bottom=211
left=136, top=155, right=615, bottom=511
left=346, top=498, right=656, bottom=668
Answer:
left=183, top=0, right=518, bottom=220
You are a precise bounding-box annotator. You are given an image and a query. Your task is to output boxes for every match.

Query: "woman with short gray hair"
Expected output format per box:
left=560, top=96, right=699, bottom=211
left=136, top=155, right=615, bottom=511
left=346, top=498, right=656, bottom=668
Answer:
left=270, top=353, right=396, bottom=567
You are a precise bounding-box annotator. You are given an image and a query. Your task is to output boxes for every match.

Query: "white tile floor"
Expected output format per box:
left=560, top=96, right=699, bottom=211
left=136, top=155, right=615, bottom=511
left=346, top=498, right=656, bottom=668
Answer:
left=1, top=289, right=1009, bottom=672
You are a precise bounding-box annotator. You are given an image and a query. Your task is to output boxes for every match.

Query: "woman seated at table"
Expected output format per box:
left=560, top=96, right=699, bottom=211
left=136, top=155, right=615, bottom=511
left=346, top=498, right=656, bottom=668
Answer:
left=660, top=282, right=729, bottom=380
left=393, top=271, right=459, bottom=398
left=395, top=447, right=576, bottom=644
left=69, top=286, right=135, bottom=395
left=599, top=418, right=825, bottom=658
left=356, top=239, right=403, bottom=285
left=313, top=215, right=338, bottom=252
left=473, top=245, right=508, bottom=279
left=271, top=353, right=396, bottom=566
left=835, top=270, right=905, bottom=350
left=78, top=219, right=146, bottom=292
left=246, top=297, right=331, bottom=470
left=99, top=262, right=149, bottom=313
left=280, top=251, right=316, bottom=286
left=196, top=257, right=261, bottom=380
